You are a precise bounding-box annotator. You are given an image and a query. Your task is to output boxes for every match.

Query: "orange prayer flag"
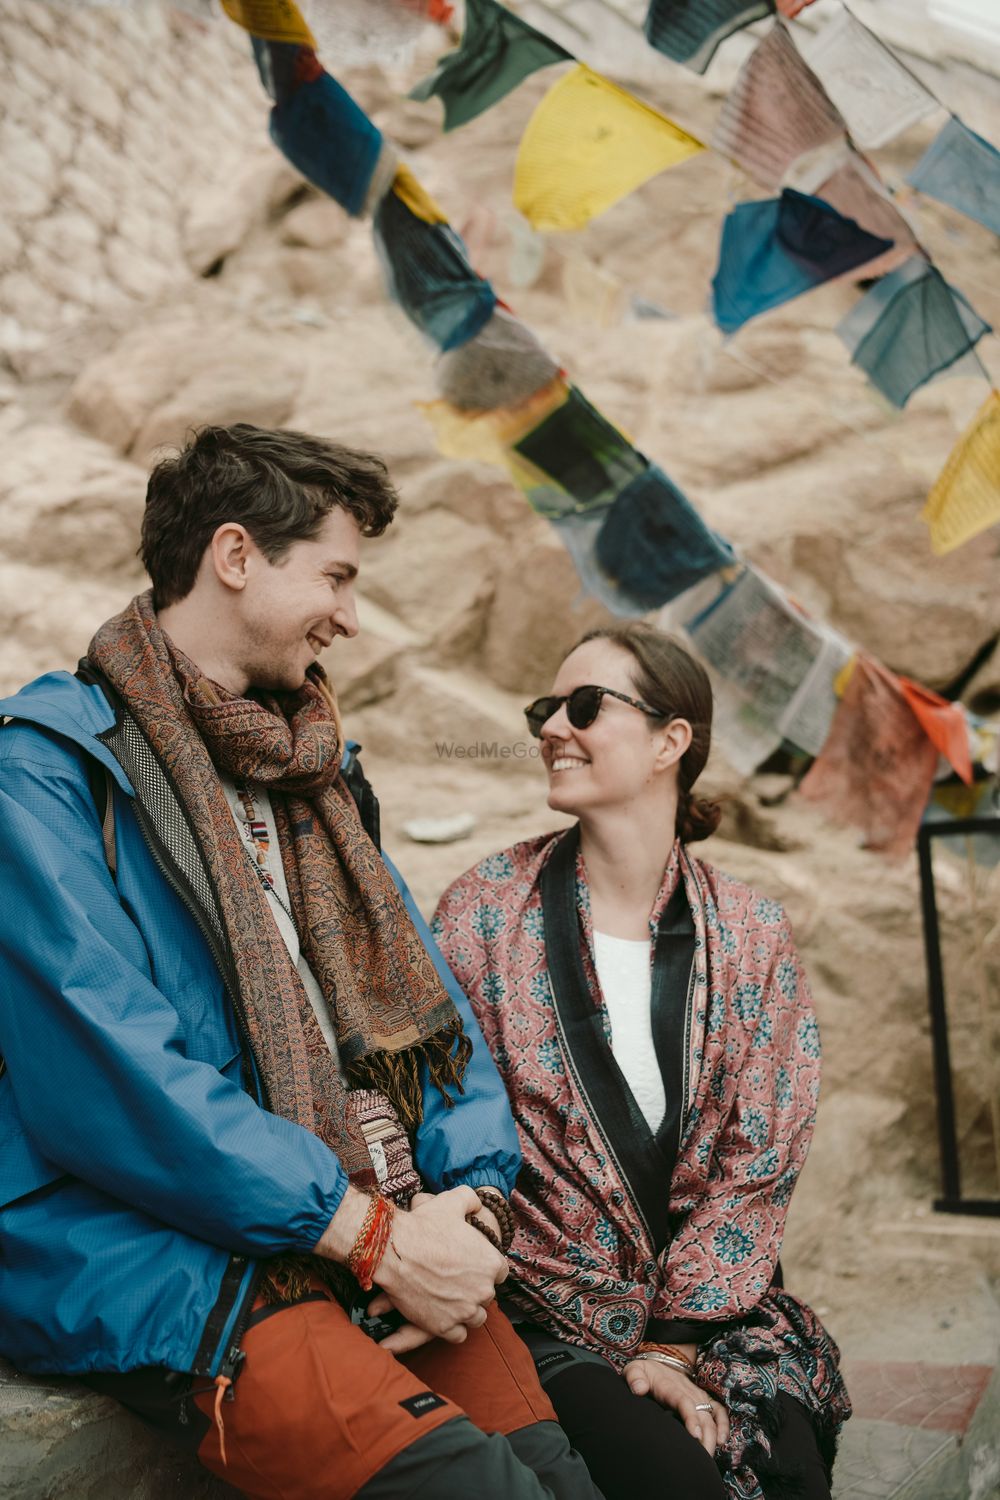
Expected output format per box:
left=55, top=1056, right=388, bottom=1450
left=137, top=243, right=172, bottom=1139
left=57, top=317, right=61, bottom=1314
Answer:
left=898, top=678, right=973, bottom=786
left=800, top=654, right=939, bottom=858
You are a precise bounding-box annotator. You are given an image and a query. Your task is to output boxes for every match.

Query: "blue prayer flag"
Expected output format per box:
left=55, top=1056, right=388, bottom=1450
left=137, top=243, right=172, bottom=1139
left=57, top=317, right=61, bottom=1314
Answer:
left=374, top=186, right=497, bottom=352
left=594, top=464, right=734, bottom=607
left=712, top=189, right=894, bottom=336
left=906, top=116, right=1000, bottom=238
left=837, top=256, right=991, bottom=408
left=645, top=0, right=774, bottom=75
left=269, top=64, right=383, bottom=217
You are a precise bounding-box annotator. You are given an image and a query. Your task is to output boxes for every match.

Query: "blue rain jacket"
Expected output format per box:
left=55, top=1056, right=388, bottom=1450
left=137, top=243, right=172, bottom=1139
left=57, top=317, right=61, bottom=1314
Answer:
left=0, top=671, right=519, bottom=1377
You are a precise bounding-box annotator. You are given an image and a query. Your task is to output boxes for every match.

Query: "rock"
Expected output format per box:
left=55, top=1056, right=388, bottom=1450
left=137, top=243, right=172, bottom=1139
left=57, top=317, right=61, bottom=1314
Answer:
left=0, top=563, right=136, bottom=697
left=0, top=1357, right=237, bottom=1500
left=481, top=521, right=612, bottom=694
left=350, top=664, right=537, bottom=772
left=359, top=508, right=498, bottom=662
left=183, top=153, right=297, bottom=275
left=402, top=811, right=477, bottom=844
left=69, top=315, right=306, bottom=460
left=0, top=422, right=147, bottom=576
left=280, top=198, right=350, bottom=252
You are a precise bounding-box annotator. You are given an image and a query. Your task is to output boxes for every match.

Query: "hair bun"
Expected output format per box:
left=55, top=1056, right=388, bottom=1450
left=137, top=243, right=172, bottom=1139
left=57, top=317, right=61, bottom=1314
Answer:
left=680, top=794, right=721, bottom=844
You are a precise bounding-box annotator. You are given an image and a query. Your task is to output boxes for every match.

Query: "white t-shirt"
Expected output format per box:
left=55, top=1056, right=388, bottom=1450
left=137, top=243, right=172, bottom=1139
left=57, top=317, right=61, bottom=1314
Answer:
left=593, top=931, right=665, bottom=1134
left=220, top=774, right=342, bottom=1067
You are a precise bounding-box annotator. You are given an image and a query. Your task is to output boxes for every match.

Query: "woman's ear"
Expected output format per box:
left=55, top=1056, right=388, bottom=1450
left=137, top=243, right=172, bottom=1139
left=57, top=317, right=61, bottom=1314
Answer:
left=654, top=716, right=693, bottom=773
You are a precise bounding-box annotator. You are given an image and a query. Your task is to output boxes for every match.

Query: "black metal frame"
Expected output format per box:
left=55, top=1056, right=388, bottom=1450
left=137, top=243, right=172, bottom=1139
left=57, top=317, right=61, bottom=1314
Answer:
left=917, top=814, right=1000, bottom=1217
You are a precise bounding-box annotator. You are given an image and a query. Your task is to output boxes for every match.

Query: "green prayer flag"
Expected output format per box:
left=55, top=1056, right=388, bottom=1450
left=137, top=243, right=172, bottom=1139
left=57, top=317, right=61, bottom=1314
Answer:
left=410, top=0, right=572, bottom=133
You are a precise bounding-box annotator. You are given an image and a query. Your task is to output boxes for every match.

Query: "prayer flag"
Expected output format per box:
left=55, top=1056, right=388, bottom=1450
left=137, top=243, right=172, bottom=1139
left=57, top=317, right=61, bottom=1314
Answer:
left=222, top=0, right=315, bottom=45
left=810, top=155, right=917, bottom=276
left=410, top=0, right=572, bottom=132
left=419, top=376, right=576, bottom=513
left=925, top=777, right=1000, bottom=869
left=269, top=60, right=384, bottom=216
left=805, top=10, right=936, bottom=150
left=512, top=384, right=647, bottom=513
left=712, top=189, right=894, bottom=336
left=906, top=117, right=1000, bottom=238
left=645, top=0, right=774, bottom=76
left=921, top=390, right=1000, bottom=555
left=800, top=654, right=940, bottom=858
left=594, top=464, right=735, bottom=606
left=837, top=256, right=991, bottom=408
left=393, top=163, right=448, bottom=225
left=685, top=566, right=851, bottom=772
left=898, top=679, right=973, bottom=785
left=514, top=65, right=704, bottom=232
left=434, top=307, right=561, bottom=411
left=713, top=22, right=845, bottom=191
left=374, top=180, right=497, bottom=350
left=553, top=512, right=647, bottom=618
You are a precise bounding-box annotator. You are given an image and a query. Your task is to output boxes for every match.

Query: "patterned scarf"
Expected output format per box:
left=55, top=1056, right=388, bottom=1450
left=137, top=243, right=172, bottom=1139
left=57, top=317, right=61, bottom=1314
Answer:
left=88, top=593, right=469, bottom=1186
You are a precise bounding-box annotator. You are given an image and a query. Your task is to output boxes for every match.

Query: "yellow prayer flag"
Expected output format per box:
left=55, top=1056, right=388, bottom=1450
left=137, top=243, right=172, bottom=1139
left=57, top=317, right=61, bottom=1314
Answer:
left=922, top=390, right=1000, bottom=555
left=418, top=376, right=569, bottom=465
left=513, top=65, right=704, bottom=233
left=220, top=0, right=315, bottom=46
left=392, top=164, right=448, bottom=227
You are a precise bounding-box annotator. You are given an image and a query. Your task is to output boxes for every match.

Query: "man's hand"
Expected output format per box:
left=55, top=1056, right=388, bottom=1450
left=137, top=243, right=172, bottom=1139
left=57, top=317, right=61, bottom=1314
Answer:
left=315, top=1186, right=507, bottom=1355
left=623, top=1358, right=730, bottom=1455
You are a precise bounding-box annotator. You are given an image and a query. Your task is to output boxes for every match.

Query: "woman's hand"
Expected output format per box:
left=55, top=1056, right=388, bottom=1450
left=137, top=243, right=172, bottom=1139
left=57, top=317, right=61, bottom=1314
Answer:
left=623, top=1358, right=730, bottom=1455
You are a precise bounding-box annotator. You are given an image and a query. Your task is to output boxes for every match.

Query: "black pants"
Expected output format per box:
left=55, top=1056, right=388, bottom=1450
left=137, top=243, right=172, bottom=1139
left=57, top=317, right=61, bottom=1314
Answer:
left=542, top=1357, right=831, bottom=1500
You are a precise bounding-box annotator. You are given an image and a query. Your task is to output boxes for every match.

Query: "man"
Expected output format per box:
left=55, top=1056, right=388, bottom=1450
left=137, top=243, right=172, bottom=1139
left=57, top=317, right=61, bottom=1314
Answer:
left=0, top=424, right=601, bottom=1500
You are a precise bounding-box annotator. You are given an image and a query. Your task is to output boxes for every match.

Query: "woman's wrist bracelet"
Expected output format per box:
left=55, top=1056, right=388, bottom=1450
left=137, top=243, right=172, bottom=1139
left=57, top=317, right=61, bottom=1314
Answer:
left=632, top=1351, right=693, bottom=1376
left=474, top=1187, right=515, bottom=1253
left=346, top=1193, right=395, bottom=1291
left=637, top=1341, right=695, bottom=1371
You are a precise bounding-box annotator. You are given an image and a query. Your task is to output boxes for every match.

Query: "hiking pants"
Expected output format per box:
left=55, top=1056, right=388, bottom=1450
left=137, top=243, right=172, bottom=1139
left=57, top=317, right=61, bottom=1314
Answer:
left=85, top=1289, right=604, bottom=1500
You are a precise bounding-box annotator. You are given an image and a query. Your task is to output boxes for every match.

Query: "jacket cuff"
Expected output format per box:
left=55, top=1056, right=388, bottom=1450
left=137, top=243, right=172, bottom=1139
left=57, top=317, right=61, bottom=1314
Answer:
left=455, top=1169, right=510, bottom=1197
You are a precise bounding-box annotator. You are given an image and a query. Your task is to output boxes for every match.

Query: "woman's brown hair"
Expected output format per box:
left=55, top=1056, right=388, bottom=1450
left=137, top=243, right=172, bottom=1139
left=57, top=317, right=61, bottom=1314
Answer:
left=574, top=622, right=721, bottom=843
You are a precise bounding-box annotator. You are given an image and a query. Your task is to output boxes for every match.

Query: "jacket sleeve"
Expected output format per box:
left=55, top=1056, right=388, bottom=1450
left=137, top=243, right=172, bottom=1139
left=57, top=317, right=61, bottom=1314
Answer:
left=646, top=912, right=820, bottom=1338
left=382, top=851, right=520, bottom=1198
left=0, top=740, right=348, bottom=1257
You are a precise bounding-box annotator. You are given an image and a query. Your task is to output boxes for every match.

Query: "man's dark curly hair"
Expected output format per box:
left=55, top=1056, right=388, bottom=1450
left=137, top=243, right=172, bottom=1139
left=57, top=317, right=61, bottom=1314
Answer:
left=140, top=423, right=399, bottom=608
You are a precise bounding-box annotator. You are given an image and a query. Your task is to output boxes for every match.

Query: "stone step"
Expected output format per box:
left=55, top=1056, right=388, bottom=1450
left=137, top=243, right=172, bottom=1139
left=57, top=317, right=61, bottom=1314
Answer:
left=833, top=1359, right=1000, bottom=1500
left=0, top=1359, right=237, bottom=1500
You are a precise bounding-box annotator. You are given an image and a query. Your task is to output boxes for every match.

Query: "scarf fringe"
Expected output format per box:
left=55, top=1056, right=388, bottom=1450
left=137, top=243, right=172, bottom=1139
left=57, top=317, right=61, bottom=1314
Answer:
left=348, top=1024, right=472, bottom=1132
left=260, top=1254, right=355, bottom=1309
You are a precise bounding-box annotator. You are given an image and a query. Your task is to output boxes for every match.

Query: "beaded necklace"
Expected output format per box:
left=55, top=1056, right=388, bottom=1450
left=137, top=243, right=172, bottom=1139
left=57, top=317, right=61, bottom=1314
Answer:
left=234, top=779, right=296, bottom=928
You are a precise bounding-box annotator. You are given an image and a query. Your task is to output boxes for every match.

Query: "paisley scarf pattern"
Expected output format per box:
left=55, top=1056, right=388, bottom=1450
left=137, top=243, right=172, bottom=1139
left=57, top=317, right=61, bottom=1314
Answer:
left=88, top=593, right=469, bottom=1185
left=433, top=829, right=850, bottom=1498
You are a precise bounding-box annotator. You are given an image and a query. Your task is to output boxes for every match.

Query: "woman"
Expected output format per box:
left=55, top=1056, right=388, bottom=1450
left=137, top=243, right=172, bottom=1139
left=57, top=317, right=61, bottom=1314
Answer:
left=433, top=623, right=850, bottom=1500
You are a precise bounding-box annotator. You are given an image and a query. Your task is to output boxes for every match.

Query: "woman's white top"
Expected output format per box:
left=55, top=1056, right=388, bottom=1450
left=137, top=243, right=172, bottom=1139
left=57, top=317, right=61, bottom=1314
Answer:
left=593, top=932, right=665, bottom=1134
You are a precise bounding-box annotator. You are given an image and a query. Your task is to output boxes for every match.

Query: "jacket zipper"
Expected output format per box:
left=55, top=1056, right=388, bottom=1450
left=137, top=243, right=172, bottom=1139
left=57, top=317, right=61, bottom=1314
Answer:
left=130, top=797, right=270, bottom=1112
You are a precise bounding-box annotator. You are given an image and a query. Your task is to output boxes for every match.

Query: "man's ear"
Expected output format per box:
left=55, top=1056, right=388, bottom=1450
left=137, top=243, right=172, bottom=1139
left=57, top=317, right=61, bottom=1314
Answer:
left=654, top=717, right=693, bottom=773
left=209, top=524, right=253, bottom=593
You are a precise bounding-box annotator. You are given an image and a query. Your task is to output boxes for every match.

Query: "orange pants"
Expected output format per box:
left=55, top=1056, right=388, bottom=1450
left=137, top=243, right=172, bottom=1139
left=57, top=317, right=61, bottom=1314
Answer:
left=189, top=1290, right=559, bottom=1500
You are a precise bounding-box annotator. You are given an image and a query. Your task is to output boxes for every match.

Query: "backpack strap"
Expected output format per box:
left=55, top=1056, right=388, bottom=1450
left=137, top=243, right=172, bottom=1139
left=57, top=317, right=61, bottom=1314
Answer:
left=75, top=663, right=119, bottom=880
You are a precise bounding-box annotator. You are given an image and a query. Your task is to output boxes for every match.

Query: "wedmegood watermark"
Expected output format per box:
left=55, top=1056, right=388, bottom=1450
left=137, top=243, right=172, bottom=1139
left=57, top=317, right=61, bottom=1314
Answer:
left=434, top=740, right=541, bottom=761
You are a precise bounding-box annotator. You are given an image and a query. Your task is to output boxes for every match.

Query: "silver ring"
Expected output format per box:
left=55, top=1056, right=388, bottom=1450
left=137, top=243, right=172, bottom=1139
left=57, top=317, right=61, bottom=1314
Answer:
left=694, top=1403, right=714, bottom=1411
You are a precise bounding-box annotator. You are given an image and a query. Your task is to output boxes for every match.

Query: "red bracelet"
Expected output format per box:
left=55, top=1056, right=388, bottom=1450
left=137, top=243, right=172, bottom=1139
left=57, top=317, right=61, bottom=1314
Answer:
left=347, top=1194, right=395, bottom=1291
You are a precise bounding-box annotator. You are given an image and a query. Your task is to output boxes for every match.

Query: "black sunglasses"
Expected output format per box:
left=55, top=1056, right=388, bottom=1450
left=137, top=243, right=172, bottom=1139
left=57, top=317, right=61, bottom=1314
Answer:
left=524, top=684, right=665, bottom=739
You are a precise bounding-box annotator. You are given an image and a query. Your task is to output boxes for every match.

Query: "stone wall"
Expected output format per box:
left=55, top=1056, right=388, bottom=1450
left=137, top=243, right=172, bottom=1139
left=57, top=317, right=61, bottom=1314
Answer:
left=0, top=0, right=291, bottom=370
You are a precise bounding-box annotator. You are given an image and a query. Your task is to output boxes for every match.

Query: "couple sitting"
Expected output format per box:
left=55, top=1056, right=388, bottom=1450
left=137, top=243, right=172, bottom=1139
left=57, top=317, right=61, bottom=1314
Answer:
left=0, top=424, right=848, bottom=1500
